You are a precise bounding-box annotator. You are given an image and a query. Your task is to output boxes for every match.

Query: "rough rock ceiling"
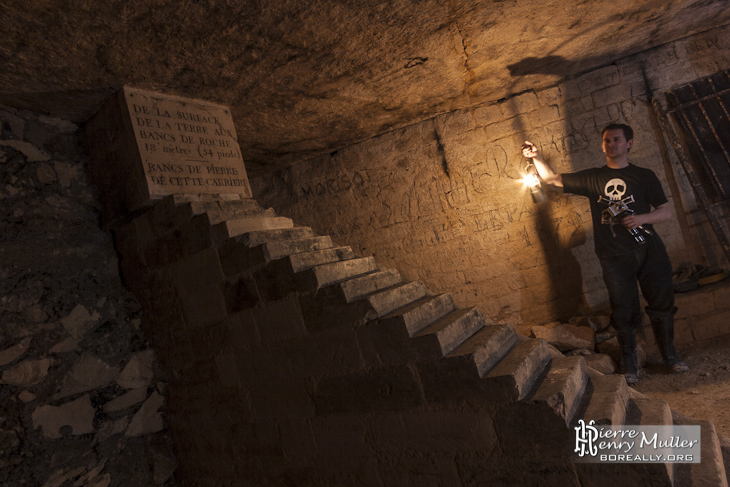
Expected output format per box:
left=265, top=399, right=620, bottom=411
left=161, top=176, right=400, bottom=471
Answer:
left=1, top=0, right=729, bottom=177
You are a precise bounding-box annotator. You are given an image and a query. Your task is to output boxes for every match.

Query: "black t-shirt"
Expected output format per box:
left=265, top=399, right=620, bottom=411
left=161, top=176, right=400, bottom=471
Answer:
left=562, top=164, right=668, bottom=257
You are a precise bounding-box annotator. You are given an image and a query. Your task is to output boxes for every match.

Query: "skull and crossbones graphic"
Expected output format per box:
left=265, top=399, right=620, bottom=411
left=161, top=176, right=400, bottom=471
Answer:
left=604, top=178, right=626, bottom=201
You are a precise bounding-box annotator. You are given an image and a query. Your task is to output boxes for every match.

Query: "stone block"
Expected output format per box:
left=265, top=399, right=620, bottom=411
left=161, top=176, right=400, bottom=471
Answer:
left=253, top=294, right=307, bottom=343
left=278, top=419, right=317, bottom=459
left=531, top=323, right=595, bottom=352
left=248, top=378, right=315, bottom=418
left=309, top=415, right=373, bottom=457
left=581, top=374, right=630, bottom=426
left=280, top=327, right=364, bottom=377
left=473, top=103, right=503, bottom=126
left=692, top=312, right=730, bottom=342
left=365, top=281, right=430, bottom=319
left=287, top=246, right=354, bottom=273
left=211, top=216, right=294, bottom=242
left=501, top=92, right=539, bottom=116
left=86, top=86, right=251, bottom=223
left=396, top=293, right=456, bottom=336
left=214, top=353, right=240, bottom=388
left=313, top=366, right=423, bottom=414
left=561, top=65, right=621, bottom=100
left=414, top=307, right=486, bottom=356
left=301, top=256, right=378, bottom=289
left=483, top=116, right=523, bottom=141
left=340, top=268, right=401, bottom=302
left=485, top=338, right=552, bottom=403
left=536, top=86, right=562, bottom=106
left=356, top=316, right=444, bottom=368
left=530, top=356, right=588, bottom=425
left=225, top=310, right=261, bottom=351
left=592, top=81, right=646, bottom=108
left=235, top=227, right=315, bottom=247
left=263, top=235, right=334, bottom=260
left=530, top=105, right=562, bottom=127
left=448, top=324, right=519, bottom=377
left=584, top=353, right=616, bottom=375
left=369, top=411, right=497, bottom=454
left=223, top=273, right=260, bottom=313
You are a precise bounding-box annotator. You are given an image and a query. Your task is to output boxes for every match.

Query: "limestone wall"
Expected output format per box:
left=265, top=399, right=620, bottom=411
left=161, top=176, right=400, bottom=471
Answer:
left=0, top=107, right=176, bottom=485
left=252, top=25, right=730, bottom=326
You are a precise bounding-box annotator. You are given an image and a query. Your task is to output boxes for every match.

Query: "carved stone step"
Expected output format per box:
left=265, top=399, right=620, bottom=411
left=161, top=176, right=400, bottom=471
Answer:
left=339, top=268, right=401, bottom=303
left=579, top=372, right=630, bottom=427
left=623, top=391, right=675, bottom=486
left=448, top=324, right=518, bottom=378
left=302, top=257, right=378, bottom=289
left=414, top=307, right=486, bottom=356
left=211, top=216, right=294, bottom=241
left=484, top=338, right=552, bottom=403
left=234, top=227, right=315, bottom=247
left=390, top=293, right=456, bottom=337
left=674, top=413, right=728, bottom=487
left=288, top=246, right=355, bottom=272
left=363, top=281, right=430, bottom=319
left=529, top=355, right=588, bottom=426
left=206, top=207, right=277, bottom=225
left=218, top=229, right=318, bottom=276
left=263, top=236, right=334, bottom=260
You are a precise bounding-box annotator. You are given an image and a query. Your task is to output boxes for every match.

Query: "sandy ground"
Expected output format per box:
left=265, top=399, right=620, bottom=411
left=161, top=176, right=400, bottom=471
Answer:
left=633, top=334, right=730, bottom=438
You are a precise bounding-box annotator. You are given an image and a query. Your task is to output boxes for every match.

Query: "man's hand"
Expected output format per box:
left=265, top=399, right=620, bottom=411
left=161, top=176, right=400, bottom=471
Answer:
left=522, top=141, right=539, bottom=159
left=621, top=214, right=646, bottom=230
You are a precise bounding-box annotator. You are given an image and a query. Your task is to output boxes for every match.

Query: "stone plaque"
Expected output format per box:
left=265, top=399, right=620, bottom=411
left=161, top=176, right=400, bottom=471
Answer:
left=124, top=86, right=251, bottom=197
left=86, top=86, right=252, bottom=223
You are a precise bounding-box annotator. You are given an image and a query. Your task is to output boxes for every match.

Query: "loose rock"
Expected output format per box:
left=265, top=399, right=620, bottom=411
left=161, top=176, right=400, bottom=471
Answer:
left=1, top=358, right=51, bottom=386
left=53, top=354, right=119, bottom=400
left=126, top=391, right=164, bottom=437
left=0, top=336, right=33, bottom=366
left=32, top=395, right=95, bottom=439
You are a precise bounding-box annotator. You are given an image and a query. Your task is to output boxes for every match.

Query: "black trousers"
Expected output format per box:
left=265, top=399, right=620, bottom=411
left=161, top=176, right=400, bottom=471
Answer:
left=599, top=235, right=675, bottom=374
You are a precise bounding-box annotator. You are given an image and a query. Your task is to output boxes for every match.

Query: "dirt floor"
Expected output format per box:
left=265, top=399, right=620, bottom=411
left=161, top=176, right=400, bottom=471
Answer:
left=633, top=334, right=730, bottom=439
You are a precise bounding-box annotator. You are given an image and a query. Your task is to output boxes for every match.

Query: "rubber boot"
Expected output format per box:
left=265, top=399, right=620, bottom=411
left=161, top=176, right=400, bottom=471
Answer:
left=649, top=311, right=689, bottom=373
left=616, top=328, right=640, bottom=385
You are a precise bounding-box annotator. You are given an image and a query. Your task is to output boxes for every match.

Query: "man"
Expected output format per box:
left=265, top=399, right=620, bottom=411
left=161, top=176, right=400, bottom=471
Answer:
left=522, top=123, right=688, bottom=385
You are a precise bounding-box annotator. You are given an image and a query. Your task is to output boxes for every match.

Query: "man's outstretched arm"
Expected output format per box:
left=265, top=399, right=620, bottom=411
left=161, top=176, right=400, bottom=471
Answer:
left=522, top=141, right=563, bottom=187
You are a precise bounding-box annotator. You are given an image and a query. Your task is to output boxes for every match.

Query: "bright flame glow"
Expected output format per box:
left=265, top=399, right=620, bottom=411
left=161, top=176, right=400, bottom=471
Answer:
left=522, top=172, right=540, bottom=188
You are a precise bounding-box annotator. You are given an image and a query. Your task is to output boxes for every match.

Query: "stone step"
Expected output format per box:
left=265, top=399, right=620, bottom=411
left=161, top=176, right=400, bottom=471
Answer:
left=339, top=268, right=401, bottom=303
left=234, top=227, right=315, bottom=247
left=206, top=207, right=277, bottom=225
left=674, top=413, right=728, bottom=487
left=288, top=246, right=355, bottom=273
left=174, top=199, right=274, bottom=224
left=171, top=195, right=263, bottom=211
left=624, top=391, right=675, bottom=486
left=529, top=355, right=588, bottom=426
left=484, top=338, right=552, bottom=402
left=578, top=371, right=630, bottom=427
left=414, top=307, right=486, bottom=356
left=303, top=257, right=379, bottom=289
left=389, top=293, right=456, bottom=337
left=448, top=324, right=519, bottom=378
left=211, top=216, right=294, bottom=241
left=363, top=281, right=431, bottom=319
left=263, top=236, right=334, bottom=260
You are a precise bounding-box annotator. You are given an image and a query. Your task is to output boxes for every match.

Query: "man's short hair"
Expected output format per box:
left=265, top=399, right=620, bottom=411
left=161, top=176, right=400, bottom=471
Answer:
left=601, top=123, right=634, bottom=141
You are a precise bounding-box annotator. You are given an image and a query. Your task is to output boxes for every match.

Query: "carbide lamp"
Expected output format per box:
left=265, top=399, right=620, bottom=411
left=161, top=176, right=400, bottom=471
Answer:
left=523, top=161, right=547, bottom=203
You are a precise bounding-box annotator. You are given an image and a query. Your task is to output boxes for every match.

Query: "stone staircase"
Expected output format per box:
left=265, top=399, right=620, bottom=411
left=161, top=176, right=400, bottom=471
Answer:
left=113, top=195, right=729, bottom=487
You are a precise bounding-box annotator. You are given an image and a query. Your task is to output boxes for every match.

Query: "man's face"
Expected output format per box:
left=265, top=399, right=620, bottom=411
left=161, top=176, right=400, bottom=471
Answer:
left=602, top=129, right=633, bottom=158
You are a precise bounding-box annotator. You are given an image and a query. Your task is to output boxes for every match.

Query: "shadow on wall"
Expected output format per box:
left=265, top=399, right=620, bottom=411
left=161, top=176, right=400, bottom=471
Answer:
left=503, top=88, right=587, bottom=324
left=506, top=54, right=625, bottom=322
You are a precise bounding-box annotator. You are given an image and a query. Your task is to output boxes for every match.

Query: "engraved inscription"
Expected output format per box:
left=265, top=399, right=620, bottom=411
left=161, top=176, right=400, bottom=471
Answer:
left=124, top=86, right=251, bottom=196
